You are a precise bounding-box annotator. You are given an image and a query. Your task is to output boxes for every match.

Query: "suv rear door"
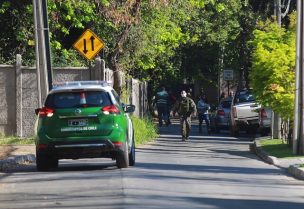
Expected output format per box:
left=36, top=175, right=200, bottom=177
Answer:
left=42, top=90, right=116, bottom=138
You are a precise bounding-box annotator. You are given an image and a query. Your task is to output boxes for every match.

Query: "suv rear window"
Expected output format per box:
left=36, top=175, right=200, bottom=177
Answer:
left=45, top=91, right=112, bottom=109
left=235, top=90, right=255, bottom=103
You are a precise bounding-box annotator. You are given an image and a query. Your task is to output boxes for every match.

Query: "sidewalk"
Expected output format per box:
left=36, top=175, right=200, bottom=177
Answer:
left=251, top=138, right=304, bottom=180
left=0, top=145, right=35, bottom=171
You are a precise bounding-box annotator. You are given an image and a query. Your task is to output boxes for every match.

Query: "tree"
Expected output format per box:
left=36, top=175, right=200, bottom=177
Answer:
left=250, top=16, right=296, bottom=120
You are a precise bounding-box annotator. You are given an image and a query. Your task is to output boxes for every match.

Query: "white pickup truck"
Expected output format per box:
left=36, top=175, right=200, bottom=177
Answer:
left=229, top=89, right=261, bottom=137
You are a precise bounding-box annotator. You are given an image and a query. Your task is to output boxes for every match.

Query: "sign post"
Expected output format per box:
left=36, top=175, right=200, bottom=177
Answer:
left=223, top=69, right=234, bottom=96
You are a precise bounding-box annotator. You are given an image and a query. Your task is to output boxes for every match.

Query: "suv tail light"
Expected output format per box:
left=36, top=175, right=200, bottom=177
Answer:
left=217, top=109, right=225, bottom=116
left=232, top=106, right=237, bottom=118
left=102, top=105, right=120, bottom=114
left=260, top=109, right=267, bottom=119
left=38, top=107, right=55, bottom=117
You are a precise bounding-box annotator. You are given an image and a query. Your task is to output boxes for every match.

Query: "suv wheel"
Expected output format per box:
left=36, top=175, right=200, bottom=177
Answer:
left=116, top=142, right=129, bottom=169
left=129, top=137, right=135, bottom=166
left=49, top=158, right=59, bottom=169
left=36, top=152, right=50, bottom=171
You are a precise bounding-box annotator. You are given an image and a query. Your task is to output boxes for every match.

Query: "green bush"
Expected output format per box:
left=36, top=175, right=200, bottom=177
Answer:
left=131, top=116, right=158, bottom=145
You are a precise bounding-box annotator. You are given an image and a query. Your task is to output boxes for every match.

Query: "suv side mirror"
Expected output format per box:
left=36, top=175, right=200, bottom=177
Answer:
left=121, top=103, right=126, bottom=109
left=125, top=104, right=135, bottom=113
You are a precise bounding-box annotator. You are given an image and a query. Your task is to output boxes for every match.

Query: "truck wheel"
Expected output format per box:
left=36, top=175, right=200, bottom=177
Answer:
left=260, top=128, right=269, bottom=136
left=116, top=142, right=129, bottom=169
left=230, top=125, right=239, bottom=137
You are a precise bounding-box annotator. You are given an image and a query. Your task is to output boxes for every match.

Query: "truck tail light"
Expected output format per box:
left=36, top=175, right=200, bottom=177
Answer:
left=232, top=107, right=237, bottom=118
left=217, top=109, right=225, bottom=116
left=260, top=109, right=267, bottom=119
left=102, top=105, right=120, bottom=114
left=38, top=107, right=55, bottom=117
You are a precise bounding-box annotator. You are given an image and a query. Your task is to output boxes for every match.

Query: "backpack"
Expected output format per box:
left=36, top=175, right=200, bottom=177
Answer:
left=178, top=97, right=194, bottom=116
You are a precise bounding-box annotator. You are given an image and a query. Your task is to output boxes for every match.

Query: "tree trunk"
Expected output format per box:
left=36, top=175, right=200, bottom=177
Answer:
left=111, top=0, right=142, bottom=95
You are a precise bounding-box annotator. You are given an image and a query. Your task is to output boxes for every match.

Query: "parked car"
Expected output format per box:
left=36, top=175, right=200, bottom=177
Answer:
left=229, top=89, right=261, bottom=136
left=34, top=80, right=136, bottom=171
left=210, top=97, right=232, bottom=133
left=259, top=107, right=272, bottom=136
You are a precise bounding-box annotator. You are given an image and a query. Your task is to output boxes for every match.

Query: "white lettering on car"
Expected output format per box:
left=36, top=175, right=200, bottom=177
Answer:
left=61, top=126, right=97, bottom=132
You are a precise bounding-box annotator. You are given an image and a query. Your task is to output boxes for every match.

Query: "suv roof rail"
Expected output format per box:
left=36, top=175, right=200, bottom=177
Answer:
left=53, top=80, right=112, bottom=89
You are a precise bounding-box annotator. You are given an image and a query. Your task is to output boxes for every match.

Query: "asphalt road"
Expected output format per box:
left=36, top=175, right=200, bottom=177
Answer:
left=1, top=120, right=304, bottom=209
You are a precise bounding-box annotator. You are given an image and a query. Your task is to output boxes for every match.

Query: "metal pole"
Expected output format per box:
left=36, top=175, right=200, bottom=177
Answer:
left=272, top=0, right=282, bottom=139
left=294, top=0, right=304, bottom=154
left=300, top=0, right=304, bottom=154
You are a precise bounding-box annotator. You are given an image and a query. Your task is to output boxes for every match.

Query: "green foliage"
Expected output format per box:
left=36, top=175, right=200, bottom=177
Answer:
left=250, top=19, right=296, bottom=120
left=131, top=116, right=158, bottom=145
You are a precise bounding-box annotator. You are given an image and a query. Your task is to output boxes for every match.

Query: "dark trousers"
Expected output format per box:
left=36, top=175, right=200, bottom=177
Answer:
left=180, top=115, right=191, bottom=138
left=157, top=106, right=168, bottom=126
left=198, top=113, right=210, bottom=132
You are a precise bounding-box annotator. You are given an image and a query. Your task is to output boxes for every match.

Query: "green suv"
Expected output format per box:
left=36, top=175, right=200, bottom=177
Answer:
left=35, top=81, right=135, bottom=171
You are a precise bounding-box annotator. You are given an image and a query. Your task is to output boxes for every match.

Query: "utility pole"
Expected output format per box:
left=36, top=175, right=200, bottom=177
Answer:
left=293, top=0, right=304, bottom=154
left=32, top=0, right=52, bottom=106
left=41, top=0, right=53, bottom=90
left=272, top=0, right=282, bottom=139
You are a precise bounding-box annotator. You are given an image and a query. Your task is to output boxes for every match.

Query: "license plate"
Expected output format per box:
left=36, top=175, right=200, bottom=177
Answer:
left=68, top=119, right=88, bottom=127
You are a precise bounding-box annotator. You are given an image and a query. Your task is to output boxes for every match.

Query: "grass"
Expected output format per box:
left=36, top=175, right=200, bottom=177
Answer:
left=259, top=139, right=304, bottom=159
left=132, top=116, right=158, bottom=145
left=0, top=135, right=34, bottom=145
left=0, top=117, right=158, bottom=146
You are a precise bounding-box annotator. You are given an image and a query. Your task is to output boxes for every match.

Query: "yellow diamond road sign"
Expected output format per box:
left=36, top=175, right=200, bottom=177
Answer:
left=73, top=29, right=105, bottom=60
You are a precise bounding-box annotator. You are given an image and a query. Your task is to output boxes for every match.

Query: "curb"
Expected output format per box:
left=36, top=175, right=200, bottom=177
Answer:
left=288, top=165, right=304, bottom=180
left=251, top=140, right=304, bottom=181
left=0, top=154, right=36, bottom=172
left=250, top=141, right=279, bottom=165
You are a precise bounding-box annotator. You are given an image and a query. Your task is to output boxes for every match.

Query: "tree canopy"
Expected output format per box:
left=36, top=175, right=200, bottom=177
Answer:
left=0, top=0, right=296, bottom=95
left=250, top=14, right=296, bottom=120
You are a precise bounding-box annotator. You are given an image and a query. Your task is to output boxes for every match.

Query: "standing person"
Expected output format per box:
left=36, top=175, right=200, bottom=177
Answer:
left=187, top=88, right=193, bottom=99
left=220, top=92, right=226, bottom=102
left=173, top=90, right=197, bottom=141
left=155, top=87, right=169, bottom=127
left=197, top=95, right=210, bottom=134
left=228, top=91, right=234, bottom=99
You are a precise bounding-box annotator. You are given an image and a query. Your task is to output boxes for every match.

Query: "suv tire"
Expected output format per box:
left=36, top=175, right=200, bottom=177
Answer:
left=129, top=137, right=135, bottom=166
left=36, top=152, right=50, bottom=171
left=49, top=158, right=59, bottom=169
left=116, top=142, right=129, bottom=168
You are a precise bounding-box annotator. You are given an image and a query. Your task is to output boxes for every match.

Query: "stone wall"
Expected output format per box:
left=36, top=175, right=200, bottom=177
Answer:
left=0, top=55, right=147, bottom=137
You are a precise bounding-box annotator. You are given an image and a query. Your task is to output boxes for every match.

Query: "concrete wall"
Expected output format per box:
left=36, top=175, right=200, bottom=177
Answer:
left=0, top=65, right=16, bottom=136
left=0, top=55, right=147, bottom=137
